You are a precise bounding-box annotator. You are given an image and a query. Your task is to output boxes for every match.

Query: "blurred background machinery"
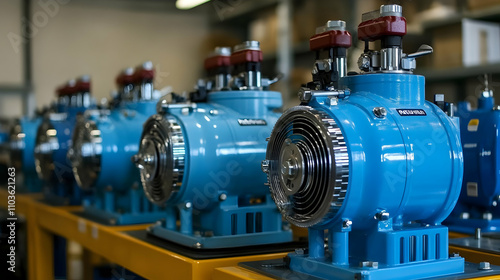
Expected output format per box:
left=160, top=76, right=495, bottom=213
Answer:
left=247, top=5, right=500, bottom=280
left=68, top=62, right=167, bottom=225
left=133, top=41, right=293, bottom=249
left=34, top=76, right=95, bottom=206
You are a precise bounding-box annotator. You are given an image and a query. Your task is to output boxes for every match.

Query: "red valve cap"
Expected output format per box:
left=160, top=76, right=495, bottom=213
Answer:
left=134, top=68, right=155, bottom=82
left=310, top=30, right=352, bottom=51
left=230, top=49, right=263, bottom=65
left=358, top=16, right=407, bottom=41
left=116, top=72, right=135, bottom=86
left=204, top=55, right=231, bottom=70
left=76, top=81, right=91, bottom=93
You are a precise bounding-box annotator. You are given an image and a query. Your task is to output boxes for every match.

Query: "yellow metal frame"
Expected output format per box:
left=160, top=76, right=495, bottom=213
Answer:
left=33, top=199, right=289, bottom=279
left=213, top=266, right=500, bottom=280
left=7, top=187, right=493, bottom=280
left=0, top=189, right=45, bottom=280
left=0, top=187, right=288, bottom=279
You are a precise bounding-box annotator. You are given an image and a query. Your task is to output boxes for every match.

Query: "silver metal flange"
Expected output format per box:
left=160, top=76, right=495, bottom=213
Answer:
left=69, top=119, right=102, bottom=190
left=133, top=114, right=186, bottom=205
left=264, top=106, right=350, bottom=227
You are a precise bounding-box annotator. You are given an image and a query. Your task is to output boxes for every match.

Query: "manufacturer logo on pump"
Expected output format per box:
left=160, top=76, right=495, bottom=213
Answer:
left=396, top=109, right=427, bottom=116
left=238, top=119, right=267, bottom=126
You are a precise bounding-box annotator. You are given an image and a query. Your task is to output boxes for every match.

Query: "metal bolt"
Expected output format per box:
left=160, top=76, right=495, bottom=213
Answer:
left=219, top=193, right=227, bottom=201
left=157, top=99, right=168, bottom=113
left=373, top=107, right=387, bottom=118
left=194, top=231, right=202, bottom=237
left=282, top=223, right=291, bottom=231
left=342, top=219, right=352, bottom=228
left=323, top=61, right=331, bottom=72
left=204, top=231, right=214, bottom=237
left=184, top=202, right=192, bottom=209
left=261, top=160, right=270, bottom=173
left=328, top=96, right=338, bottom=106
left=181, top=107, right=190, bottom=115
left=110, top=219, right=117, bottom=225
left=311, top=65, right=319, bottom=75
left=360, top=261, right=378, bottom=269
left=380, top=4, right=403, bottom=17
left=324, top=20, right=346, bottom=31
left=233, top=40, right=260, bottom=52
left=374, top=210, right=390, bottom=221
left=298, top=88, right=312, bottom=102
left=483, top=212, right=493, bottom=221
left=282, top=160, right=296, bottom=177
left=295, top=248, right=305, bottom=255
left=451, top=252, right=460, bottom=258
left=434, top=94, right=445, bottom=103
left=475, top=228, right=482, bottom=240
left=194, top=242, right=202, bottom=249
left=479, top=262, right=491, bottom=270
left=358, top=54, right=371, bottom=71
left=209, top=109, right=219, bottom=115
left=460, top=212, right=470, bottom=219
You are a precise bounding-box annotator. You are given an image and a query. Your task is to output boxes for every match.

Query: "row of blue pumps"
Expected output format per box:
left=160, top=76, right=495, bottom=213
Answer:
left=3, top=4, right=500, bottom=279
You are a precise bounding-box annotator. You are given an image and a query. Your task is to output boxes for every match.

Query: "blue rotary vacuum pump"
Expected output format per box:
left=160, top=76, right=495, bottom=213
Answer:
left=68, top=62, right=167, bottom=225
left=445, top=75, right=500, bottom=234
left=34, top=76, right=95, bottom=205
left=257, top=5, right=479, bottom=280
left=133, top=41, right=293, bottom=249
left=9, top=89, right=72, bottom=193
left=10, top=109, right=48, bottom=193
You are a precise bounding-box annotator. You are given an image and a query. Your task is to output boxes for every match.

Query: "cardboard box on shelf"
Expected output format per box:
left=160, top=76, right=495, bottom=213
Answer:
left=463, top=19, right=500, bottom=66
left=468, top=0, right=500, bottom=10
left=292, top=1, right=318, bottom=44
left=432, top=19, right=500, bottom=68
left=249, top=12, right=277, bottom=55
left=432, top=24, right=463, bottom=68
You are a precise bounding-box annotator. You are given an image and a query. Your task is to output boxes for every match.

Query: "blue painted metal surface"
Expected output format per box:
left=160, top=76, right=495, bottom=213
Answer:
left=445, top=93, right=500, bottom=233
left=138, top=90, right=293, bottom=248
left=37, top=108, right=92, bottom=205
left=266, top=74, right=464, bottom=279
left=71, top=100, right=165, bottom=225
left=10, top=117, right=43, bottom=193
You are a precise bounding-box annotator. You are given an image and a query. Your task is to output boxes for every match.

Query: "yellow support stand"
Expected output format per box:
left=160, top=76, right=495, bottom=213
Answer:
left=213, top=266, right=500, bottom=280
left=0, top=189, right=44, bottom=280
left=214, top=266, right=274, bottom=280
left=7, top=191, right=287, bottom=279
left=34, top=201, right=289, bottom=279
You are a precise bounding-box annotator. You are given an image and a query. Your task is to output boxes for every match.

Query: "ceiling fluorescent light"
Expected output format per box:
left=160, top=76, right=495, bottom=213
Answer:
left=176, top=0, right=210, bottom=10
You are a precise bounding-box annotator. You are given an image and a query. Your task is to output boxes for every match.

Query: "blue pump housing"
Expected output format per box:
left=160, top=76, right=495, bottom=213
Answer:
left=69, top=100, right=165, bottom=225
left=10, top=117, right=43, bottom=192
left=445, top=90, right=500, bottom=233
left=35, top=109, right=91, bottom=205
left=35, top=87, right=95, bottom=206
left=265, top=73, right=464, bottom=280
left=135, top=90, right=293, bottom=248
